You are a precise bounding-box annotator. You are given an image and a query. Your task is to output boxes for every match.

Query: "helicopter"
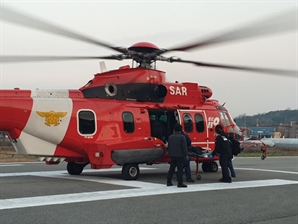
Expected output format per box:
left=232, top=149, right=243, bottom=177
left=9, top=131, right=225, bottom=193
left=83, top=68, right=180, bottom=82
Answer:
left=0, top=6, right=297, bottom=180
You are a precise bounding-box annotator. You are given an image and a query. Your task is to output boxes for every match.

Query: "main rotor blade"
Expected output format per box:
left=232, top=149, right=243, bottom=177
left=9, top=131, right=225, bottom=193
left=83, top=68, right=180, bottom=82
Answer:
left=0, top=6, right=127, bottom=54
left=170, top=58, right=297, bottom=77
left=0, top=55, right=121, bottom=63
left=166, top=9, right=297, bottom=52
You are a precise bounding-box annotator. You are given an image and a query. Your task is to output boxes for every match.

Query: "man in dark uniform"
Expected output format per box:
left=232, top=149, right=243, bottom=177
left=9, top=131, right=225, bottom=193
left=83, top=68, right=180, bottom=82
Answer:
left=181, top=130, right=211, bottom=182
left=212, top=124, right=232, bottom=183
left=180, top=131, right=195, bottom=182
left=166, top=124, right=188, bottom=188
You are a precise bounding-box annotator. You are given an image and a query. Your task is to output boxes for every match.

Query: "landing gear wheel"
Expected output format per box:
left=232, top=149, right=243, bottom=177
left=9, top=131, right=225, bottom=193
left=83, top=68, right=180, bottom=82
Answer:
left=67, top=162, right=84, bottom=175
left=261, top=155, right=265, bottom=160
left=202, top=162, right=210, bottom=172
left=209, top=162, right=218, bottom=172
left=122, top=164, right=140, bottom=180
left=196, top=174, right=201, bottom=180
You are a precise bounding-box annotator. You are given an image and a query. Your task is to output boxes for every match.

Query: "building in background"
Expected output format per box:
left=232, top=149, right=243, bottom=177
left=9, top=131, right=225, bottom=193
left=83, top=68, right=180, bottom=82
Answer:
left=246, top=123, right=297, bottom=139
left=249, top=127, right=275, bottom=138
left=274, top=122, right=298, bottom=138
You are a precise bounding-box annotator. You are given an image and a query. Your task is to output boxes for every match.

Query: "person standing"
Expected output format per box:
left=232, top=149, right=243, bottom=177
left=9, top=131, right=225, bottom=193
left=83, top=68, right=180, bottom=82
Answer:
left=212, top=124, right=232, bottom=183
left=166, top=124, right=188, bottom=188
left=227, top=134, right=237, bottom=179
left=228, top=156, right=236, bottom=179
left=180, top=131, right=195, bottom=182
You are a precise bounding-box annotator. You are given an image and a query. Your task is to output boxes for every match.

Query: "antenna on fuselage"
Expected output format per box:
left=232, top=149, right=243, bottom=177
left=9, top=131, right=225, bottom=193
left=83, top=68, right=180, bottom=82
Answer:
left=99, top=61, right=107, bottom=73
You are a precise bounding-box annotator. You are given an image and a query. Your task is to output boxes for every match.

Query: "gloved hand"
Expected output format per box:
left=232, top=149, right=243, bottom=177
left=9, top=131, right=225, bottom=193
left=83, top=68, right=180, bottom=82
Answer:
left=208, top=154, right=213, bottom=159
left=185, top=155, right=190, bottom=160
left=165, top=142, right=168, bottom=148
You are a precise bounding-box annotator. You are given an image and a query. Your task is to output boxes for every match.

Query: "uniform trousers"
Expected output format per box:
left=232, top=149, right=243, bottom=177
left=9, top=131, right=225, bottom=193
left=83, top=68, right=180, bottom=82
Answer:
left=167, top=157, right=184, bottom=184
left=219, top=154, right=232, bottom=181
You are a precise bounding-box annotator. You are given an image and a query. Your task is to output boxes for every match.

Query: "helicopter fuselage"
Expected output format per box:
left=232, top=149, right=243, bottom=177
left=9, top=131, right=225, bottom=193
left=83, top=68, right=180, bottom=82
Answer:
left=0, top=66, right=240, bottom=179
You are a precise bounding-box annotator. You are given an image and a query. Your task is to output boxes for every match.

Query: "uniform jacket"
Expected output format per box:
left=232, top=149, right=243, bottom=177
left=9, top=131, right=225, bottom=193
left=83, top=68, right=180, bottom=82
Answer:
left=167, top=132, right=188, bottom=158
left=181, top=132, right=191, bottom=148
left=212, top=134, right=232, bottom=157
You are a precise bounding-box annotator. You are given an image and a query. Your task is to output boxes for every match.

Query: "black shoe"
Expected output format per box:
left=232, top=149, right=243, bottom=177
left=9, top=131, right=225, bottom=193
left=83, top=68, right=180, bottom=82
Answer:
left=219, top=178, right=232, bottom=183
left=186, top=178, right=195, bottom=182
left=167, top=182, right=173, bottom=186
left=177, top=183, right=187, bottom=188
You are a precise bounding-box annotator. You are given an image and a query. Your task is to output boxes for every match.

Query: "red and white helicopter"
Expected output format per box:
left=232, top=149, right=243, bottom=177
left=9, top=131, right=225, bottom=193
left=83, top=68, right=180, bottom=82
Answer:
left=0, top=6, right=296, bottom=180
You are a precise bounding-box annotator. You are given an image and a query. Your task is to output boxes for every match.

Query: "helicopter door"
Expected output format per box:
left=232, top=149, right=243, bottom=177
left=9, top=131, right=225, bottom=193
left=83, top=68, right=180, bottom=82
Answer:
left=177, top=110, right=209, bottom=149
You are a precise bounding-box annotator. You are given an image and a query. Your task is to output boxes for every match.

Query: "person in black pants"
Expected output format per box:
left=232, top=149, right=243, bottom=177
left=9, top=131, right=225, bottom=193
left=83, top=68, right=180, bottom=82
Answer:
left=180, top=131, right=195, bottom=182
left=166, top=124, right=188, bottom=188
left=212, top=124, right=232, bottom=183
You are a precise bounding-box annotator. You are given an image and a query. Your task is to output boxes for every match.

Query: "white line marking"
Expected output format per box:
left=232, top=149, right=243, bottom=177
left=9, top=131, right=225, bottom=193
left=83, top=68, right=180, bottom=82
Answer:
left=0, top=162, right=44, bottom=164
left=0, top=168, right=162, bottom=189
left=236, top=168, right=298, bottom=175
left=41, top=174, right=164, bottom=189
left=0, top=179, right=297, bottom=210
left=0, top=164, right=23, bottom=167
left=0, top=167, right=156, bottom=177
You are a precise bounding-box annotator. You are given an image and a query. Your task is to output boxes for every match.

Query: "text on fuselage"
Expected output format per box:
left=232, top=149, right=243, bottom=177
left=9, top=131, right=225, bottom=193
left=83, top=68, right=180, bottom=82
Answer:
left=207, top=117, right=220, bottom=129
left=169, top=86, right=187, bottom=95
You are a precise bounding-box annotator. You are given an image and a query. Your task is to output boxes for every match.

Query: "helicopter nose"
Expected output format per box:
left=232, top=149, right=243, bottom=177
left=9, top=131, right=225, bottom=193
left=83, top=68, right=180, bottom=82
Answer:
left=0, top=90, right=33, bottom=138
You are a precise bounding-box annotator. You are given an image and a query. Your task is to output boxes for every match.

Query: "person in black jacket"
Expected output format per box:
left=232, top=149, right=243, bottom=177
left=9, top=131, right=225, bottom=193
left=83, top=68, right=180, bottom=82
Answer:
left=180, top=131, right=195, bottom=182
left=212, top=124, right=232, bottom=183
left=166, top=124, right=188, bottom=188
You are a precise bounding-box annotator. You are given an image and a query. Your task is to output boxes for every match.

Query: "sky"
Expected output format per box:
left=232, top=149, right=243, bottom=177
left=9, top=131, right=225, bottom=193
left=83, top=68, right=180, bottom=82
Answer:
left=0, top=0, right=297, bottom=118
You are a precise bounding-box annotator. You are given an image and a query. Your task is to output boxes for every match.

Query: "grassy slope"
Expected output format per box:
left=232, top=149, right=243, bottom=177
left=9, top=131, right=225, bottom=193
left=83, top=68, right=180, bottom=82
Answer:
left=0, top=146, right=36, bottom=162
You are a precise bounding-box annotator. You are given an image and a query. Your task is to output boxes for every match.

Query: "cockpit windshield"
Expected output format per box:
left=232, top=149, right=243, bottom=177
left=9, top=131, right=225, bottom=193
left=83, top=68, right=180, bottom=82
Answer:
left=219, top=112, right=231, bottom=126
left=219, top=111, right=242, bottom=140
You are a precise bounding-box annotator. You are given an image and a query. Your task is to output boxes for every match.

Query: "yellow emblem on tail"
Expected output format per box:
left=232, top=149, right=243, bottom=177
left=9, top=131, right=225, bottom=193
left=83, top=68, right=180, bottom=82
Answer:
left=36, top=110, right=67, bottom=126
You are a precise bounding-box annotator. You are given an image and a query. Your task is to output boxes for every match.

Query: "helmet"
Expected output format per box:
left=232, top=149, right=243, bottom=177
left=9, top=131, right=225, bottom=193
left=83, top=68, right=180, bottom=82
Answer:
left=159, top=115, right=167, bottom=122
left=150, top=115, right=156, bottom=120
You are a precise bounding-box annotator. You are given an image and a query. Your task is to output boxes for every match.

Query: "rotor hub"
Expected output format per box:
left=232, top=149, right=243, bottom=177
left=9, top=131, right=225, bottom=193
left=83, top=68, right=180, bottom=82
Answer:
left=128, top=42, right=160, bottom=53
left=127, top=42, right=161, bottom=68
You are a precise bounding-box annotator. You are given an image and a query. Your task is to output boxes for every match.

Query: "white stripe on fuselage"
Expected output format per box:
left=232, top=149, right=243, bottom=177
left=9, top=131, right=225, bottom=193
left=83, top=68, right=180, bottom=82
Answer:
left=13, top=90, right=72, bottom=156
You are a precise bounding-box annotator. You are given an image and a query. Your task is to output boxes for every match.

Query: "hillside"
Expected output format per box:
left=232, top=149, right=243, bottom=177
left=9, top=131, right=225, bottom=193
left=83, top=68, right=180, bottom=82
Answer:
left=234, top=109, right=298, bottom=127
